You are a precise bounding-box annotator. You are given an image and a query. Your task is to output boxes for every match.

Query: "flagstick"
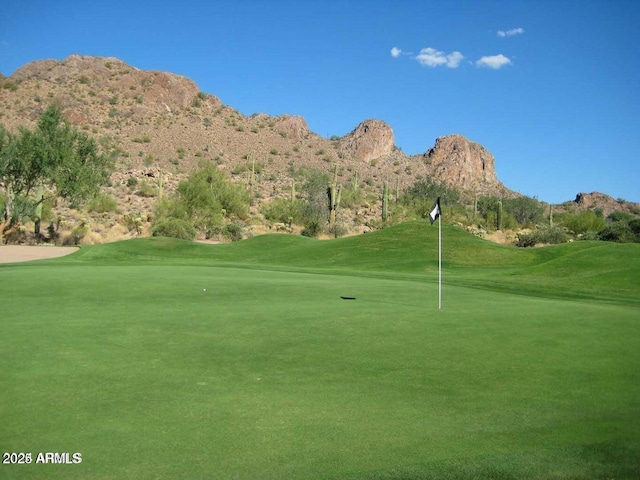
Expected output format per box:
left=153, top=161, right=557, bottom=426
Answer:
left=438, top=212, right=442, bottom=310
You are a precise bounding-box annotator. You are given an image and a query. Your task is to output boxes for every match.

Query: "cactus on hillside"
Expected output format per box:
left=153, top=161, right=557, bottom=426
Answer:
left=328, top=164, right=342, bottom=229
left=34, top=185, right=44, bottom=236
left=157, top=171, right=164, bottom=199
left=382, top=181, right=389, bottom=223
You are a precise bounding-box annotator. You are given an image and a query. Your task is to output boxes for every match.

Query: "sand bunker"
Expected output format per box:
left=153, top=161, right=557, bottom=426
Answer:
left=0, top=246, right=79, bottom=264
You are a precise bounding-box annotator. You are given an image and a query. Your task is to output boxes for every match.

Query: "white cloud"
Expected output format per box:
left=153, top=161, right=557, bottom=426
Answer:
left=415, top=47, right=464, bottom=68
left=497, top=27, right=524, bottom=37
left=476, top=54, right=512, bottom=69
left=390, top=47, right=402, bottom=58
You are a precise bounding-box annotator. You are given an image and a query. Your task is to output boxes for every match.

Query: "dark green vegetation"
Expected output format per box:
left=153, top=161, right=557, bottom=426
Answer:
left=1, top=222, right=639, bottom=479
left=152, top=161, right=250, bottom=241
left=0, top=105, right=112, bottom=242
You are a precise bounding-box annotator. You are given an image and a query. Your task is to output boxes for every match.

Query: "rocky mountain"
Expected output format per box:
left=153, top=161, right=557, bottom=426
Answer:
left=0, top=54, right=556, bottom=242
left=562, top=192, right=640, bottom=218
left=416, top=134, right=505, bottom=196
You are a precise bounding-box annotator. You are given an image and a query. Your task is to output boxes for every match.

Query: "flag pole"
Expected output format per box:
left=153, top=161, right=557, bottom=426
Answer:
left=429, top=196, right=443, bottom=310
left=438, top=211, right=442, bottom=310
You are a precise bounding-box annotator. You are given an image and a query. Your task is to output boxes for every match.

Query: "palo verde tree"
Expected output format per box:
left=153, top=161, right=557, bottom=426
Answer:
left=0, top=105, right=113, bottom=241
left=152, top=161, right=250, bottom=240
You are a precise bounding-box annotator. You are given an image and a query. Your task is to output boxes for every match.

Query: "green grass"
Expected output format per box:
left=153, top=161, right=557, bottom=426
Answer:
left=1, top=221, right=639, bottom=479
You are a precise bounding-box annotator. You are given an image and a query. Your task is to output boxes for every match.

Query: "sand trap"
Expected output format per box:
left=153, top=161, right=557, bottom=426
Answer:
left=0, top=246, right=79, bottom=264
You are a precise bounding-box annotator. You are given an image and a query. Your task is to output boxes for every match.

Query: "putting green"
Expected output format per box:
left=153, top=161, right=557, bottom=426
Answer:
left=1, top=254, right=639, bottom=479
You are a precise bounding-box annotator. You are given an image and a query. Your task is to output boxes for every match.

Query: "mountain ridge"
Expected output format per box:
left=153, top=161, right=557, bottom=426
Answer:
left=1, top=54, right=637, bottom=243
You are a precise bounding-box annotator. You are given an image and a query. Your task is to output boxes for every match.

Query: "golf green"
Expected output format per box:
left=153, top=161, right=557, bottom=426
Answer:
left=1, top=242, right=639, bottom=479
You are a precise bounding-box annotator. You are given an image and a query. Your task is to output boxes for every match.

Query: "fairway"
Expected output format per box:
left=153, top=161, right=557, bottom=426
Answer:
left=1, top=223, right=639, bottom=479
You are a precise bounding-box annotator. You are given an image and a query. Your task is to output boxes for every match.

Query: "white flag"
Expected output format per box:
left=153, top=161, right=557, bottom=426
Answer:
left=429, top=197, right=441, bottom=224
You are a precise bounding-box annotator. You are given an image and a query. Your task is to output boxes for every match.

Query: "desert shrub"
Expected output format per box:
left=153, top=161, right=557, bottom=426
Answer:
left=502, top=196, right=544, bottom=226
left=135, top=179, right=158, bottom=197
left=596, top=212, right=640, bottom=243
left=65, top=222, right=89, bottom=245
left=598, top=222, right=634, bottom=243
left=122, top=213, right=143, bottom=234
left=607, top=211, right=635, bottom=223
left=127, top=177, right=138, bottom=188
left=327, top=221, right=348, bottom=238
left=515, top=226, right=569, bottom=247
left=222, top=222, right=243, bottom=242
left=557, top=210, right=605, bottom=235
left=402, top=179, right=461, bottom=220
left=152, top=162, right=249, bottom=239
left=88, top=193, right=119, bottom=213
left=261, top=198, right=304, bottom=224
left=152, top=218, right=196, bottom=240
left=340, top=186, right=364, bottom=209
left=299, top=170, right=330, bottom=237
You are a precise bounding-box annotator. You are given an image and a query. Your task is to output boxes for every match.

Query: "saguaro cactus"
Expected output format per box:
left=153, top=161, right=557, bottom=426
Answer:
left=246, top=155, right=256, bottom=205
left=382, top=181, right=389, bottom=223
left=34, top=185, right=44, bottom=236
left=157, top=171, right=164, bottom=199
left=497, top=198, right=503, bottom=231
left=328, top=164, right=342, bottom=229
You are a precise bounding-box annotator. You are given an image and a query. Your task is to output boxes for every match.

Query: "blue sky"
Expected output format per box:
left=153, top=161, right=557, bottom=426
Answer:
left=1, top=0, right=639, bottom=203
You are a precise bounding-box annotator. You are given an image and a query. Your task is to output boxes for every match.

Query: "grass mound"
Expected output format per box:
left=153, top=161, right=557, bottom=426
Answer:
left=53, top=221, right=640, bottom=304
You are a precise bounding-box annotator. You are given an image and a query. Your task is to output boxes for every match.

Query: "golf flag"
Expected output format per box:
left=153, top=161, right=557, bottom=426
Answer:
left=429, top=196, right=443, bottom=309
left=429, top=197, right=441, bottom=225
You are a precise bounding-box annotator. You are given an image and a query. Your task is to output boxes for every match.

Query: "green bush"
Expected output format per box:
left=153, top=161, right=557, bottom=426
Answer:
left=152, top=218, right=196, bottom=240
left=135, top=179, right=158, bottom=197
left=261, top=198, right=304, bottom=224
left=88, top=193, right=119, bottom=213
left=558, top=210, right=605, bottom=235
left=515, top=226, right=569, bottom=247
left=222, top=222, right=244, bottom=242
left=598, top=222, right=634, bottom=243
left=299, top=170, right=330, bottom=237
left=151, top=162, right=250, bottom=239
left=502, top=196, right=544, bottom=226
left=402, top=180, right=461, bottom=221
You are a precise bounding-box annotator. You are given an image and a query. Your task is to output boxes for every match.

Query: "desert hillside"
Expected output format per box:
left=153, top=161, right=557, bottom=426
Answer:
left=1, top=55, right=637, bottom=244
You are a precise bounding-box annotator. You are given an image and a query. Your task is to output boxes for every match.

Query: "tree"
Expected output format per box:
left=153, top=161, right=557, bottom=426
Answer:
left=502, top=196, right=544, bottom=226
left=0, top=105, right=113, bottom=241
left=152, top=161, right=250, bottom=239
left=401, top=179, right=460, bottom=220
left=299, top=169, right=329, bottom=237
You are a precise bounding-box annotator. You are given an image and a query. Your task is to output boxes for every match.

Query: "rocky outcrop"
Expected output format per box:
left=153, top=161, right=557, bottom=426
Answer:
left=339, top=119, right=395, bottom=162
left=573, top=192, right=640, bottom=217
left=277, top=115, right=309, bottom=140
left=11, top=54, right=203, bottom=115
left=421, top=134, right=507, bottom=196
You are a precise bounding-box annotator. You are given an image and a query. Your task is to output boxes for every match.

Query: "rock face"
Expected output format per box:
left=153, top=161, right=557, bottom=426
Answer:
left=339, top=119, right=395, bottom=162
left=421, top=134, right=506, bottom=196
left=277, top=115, right=309, bottom=140
left=573, top=192, right=639, bottom=217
